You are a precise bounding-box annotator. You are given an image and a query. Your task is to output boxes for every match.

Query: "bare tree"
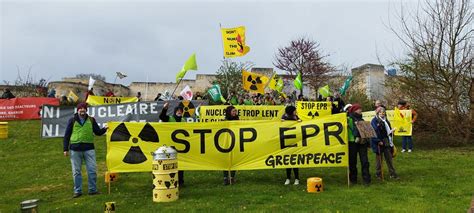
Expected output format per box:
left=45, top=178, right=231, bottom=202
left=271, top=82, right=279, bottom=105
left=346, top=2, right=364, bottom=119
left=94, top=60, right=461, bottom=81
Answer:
left=273, top=37, right=334, bottom=96
left=390, top=0, right=473, bottom=143
left=213, top=59, right=254, bottom=98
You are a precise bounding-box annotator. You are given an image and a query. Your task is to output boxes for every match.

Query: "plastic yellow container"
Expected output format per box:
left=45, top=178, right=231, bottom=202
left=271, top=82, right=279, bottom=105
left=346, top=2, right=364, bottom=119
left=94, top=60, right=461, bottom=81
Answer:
left=307, top=177, right=323, bottom=193
left=0, top=122, right=8, bottom=139
left=104, top=202, right=116, bottom=213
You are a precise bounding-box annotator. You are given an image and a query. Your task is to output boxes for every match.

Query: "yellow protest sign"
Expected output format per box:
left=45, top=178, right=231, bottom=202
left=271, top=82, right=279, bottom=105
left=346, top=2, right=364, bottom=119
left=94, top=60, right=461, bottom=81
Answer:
left=362, top=109, right=412, bottom=136
left=221, top=26, right=250, bottom=58
left=86, top=95, right=138, bottom=106
left=296, top=101, right=333, bottom=120
left=242, top=70, right=269, bottom=94
left=106, top=113, right=348, bottom=172
left=199, top=105, right=285, bottom=122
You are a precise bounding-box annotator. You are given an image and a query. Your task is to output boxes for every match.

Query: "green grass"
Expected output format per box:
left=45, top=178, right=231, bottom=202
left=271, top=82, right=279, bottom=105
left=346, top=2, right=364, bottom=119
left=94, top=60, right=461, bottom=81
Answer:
left=0, top=120, right=473, bottom=212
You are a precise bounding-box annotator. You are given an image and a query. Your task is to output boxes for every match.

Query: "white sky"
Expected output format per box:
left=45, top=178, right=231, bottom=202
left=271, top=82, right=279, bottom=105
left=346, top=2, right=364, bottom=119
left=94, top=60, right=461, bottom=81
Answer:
left=1, top=0, right=416, bottom=85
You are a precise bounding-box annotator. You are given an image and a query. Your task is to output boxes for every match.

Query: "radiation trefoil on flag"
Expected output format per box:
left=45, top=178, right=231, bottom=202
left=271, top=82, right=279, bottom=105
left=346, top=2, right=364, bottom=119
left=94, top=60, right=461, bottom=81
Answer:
left=242, top=70, right=269, bottom=94
left=221, top=26, right=250, bottom=58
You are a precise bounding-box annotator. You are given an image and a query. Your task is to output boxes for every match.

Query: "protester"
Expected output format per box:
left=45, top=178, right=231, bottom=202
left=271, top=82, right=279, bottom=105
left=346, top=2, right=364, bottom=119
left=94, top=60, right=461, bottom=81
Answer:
left=374, top=100, right=386, bottom=110
left=371, top=107, right=399, bottom=180
left=63, top=102, right=107, bottom=198
left=281, top=105, right=301, bottom=185
left=105, top=89, right=115, bottom=97
left=1, top=88, right=15, bottom=99
left=223, top=105, right=239, bottom=185
left=398, top=100, right=418, bottom=153
left=194, top=92, right=203, bottom=100
left=159, top=102, right=185, bottom=186
left=47, top=88, right=56, bottom=98
left=227, top=91, right=238, bottom=105
left=136, top=92, right=142, bottom=101
left=347, top=104, right=371, bottom=185
left=85, top=88, right=94, bottom=101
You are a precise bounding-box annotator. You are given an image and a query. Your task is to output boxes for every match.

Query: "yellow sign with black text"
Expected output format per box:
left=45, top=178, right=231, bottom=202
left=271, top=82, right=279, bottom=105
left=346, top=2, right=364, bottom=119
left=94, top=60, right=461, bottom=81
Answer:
left=362, top=110, right=412, bottom=136
left=199, top=105, right=285, bottom=122
left=296, top=101, right=333, bottom=120
left=86, top=95, right=139, bottom=106
left=106, top=113, right=348, bottom=172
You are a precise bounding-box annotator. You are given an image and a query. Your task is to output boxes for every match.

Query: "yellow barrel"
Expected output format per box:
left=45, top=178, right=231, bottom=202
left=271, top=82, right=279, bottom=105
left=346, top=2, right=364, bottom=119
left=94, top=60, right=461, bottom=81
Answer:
left=153, top=188, right=179, bottom=202
left=0, top=122, right=8, bottom=139
left=307, top=177, right=323, bottom=193
left=153, top=172, right=178, bottom=190
left=152, top=159, right=178, bottom=174
left=104, top=202, right=116, bottom=213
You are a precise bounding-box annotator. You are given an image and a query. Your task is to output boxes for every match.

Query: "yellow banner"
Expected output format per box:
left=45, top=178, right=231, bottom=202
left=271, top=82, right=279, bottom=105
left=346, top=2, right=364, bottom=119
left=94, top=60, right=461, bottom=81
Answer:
left=362, top=110, right=412, bottom=136
left=242, top=70, right=269, bottom=94
left=106, top=113, right=348, bottom=172
left=296, top=101, right=333, bottom=120
left=199, top=105, right=285, bottom=122
left=86, top=95, right=139, bottom=106
left=221, top=26, right=250, bottom=58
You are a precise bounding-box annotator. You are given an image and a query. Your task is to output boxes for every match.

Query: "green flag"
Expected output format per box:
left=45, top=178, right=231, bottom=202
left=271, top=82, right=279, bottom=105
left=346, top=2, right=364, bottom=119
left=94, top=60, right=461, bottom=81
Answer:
left=276, top=77, right=284, bottom=93
left=293, top=72, right=302, bottom=90
left=176, top=53, right=198, bottom=83
left=207, top=84, right=226, bottom=103
left=318, top=85, right=332, bottom=98
left=339, top=75, right=353, bottom=96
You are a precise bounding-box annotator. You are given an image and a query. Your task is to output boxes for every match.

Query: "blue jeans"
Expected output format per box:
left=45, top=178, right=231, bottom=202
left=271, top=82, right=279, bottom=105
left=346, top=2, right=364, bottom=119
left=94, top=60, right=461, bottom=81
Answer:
left=70, top=150, right=97, bottom=194
left=402, top=136, right=413, bottom=150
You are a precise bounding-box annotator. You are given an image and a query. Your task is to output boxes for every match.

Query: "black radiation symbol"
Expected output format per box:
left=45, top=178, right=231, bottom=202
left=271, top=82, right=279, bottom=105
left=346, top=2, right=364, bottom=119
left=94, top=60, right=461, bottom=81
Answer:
left=179, top=101, right=195, bottom=117
left=164, top=173, right=177, bottom=189
left=247, top=75, right=262, bottom=91
left=110, top=122, right=159, bottom=164
left=308, top=111, right=319, bottom=119
left=399, top=127, right=406, bottom=132
left=315, top=184, right=322, bottom=192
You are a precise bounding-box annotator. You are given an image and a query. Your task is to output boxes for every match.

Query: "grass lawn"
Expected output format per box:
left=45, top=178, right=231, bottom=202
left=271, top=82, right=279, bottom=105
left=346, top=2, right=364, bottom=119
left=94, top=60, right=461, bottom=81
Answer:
left=0, top=120, right=473, bottom=212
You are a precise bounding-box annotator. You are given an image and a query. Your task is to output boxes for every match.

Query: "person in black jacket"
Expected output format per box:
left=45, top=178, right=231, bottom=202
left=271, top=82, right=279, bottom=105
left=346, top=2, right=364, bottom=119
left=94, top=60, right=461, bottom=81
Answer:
left=347, top=104, right=371, bottom=185
left=63, top=102, right=107, bottom=198
left=281, top=105, right=302, bottom=185
left=223, top=105, right=239, bottom=185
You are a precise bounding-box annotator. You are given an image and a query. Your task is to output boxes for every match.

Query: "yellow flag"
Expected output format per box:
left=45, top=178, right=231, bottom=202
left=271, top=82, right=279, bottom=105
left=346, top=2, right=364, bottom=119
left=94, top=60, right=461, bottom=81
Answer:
left=393, top=107, right=413, bottom=136
left=268, top=73, right=278, bottom=90
left=68, top=90, right=79, bottom=102
left=221, top=26, right=250, bottom=58
left=242, top=70, right=269, bottom=94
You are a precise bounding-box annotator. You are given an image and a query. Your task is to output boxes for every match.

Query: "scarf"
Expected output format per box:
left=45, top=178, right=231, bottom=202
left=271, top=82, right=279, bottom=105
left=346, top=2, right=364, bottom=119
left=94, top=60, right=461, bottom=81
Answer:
left=378, top=115, right=393, bottom=147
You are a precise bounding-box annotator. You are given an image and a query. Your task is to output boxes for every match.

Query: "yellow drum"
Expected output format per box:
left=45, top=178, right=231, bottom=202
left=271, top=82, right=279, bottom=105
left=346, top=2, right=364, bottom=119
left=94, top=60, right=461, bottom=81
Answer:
left=153, top=188, right=179, bottom=202
left=153, top=172, right=179, bottom=190
left=0, top=122, right=8, bottom=139
left=104, top=202, right=116, bottom=213
left=152, top=159, right=178, bottom=174
left=307, top=177, right=323, bottom=193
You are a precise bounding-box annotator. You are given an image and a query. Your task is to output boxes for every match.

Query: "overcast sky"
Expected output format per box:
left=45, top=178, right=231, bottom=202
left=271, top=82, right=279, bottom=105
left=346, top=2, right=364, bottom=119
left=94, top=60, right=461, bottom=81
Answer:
left=1, top=0, right=416, bottom=85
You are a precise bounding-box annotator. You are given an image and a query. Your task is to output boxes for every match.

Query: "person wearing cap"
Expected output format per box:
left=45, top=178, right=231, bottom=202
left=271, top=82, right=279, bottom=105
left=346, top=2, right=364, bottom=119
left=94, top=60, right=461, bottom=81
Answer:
left=397, top=100, right=418, bottom=153
left=159, top=102, right=185, bottom=186
left=281, top=105, right=302, bottom=185
left=63, top=102, right=107, bottom=198
left=370, top=106, right=399, bottom=180
left=347, top=104, right=371, bottom=185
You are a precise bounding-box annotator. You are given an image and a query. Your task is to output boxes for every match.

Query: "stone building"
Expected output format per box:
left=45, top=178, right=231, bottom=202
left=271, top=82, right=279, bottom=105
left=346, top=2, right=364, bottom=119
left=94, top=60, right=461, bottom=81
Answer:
left=351, top=63, right=386, bottom=100
left=48, top=77, right=130, bottom=101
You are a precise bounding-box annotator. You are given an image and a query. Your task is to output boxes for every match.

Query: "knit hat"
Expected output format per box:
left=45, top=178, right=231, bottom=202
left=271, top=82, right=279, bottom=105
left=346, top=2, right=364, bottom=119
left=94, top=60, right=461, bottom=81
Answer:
left=349, top=103, right=362, bottom=113
left=76, top=102, right=88, bottom=111
left=343, top=104, right=352, bottom=112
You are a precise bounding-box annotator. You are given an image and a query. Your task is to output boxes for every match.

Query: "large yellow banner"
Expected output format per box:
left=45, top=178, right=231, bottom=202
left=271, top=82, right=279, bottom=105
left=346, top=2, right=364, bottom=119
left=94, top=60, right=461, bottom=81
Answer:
left=106, top=113, right=348, bottom=172
left=362, top=109, right=412, bottom=136
left=296, top=101, right=333, bottom=120
left=199, top=105, right=285, bottom=122
left=86, top=95, right=139, bottom=106
left=221, top=26, right=250, bottom=58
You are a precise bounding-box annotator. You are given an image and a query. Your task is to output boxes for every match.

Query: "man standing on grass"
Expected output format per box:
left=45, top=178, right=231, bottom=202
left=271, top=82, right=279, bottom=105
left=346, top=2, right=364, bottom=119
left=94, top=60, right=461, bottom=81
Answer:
left=63, top=102, right=107, bottom=198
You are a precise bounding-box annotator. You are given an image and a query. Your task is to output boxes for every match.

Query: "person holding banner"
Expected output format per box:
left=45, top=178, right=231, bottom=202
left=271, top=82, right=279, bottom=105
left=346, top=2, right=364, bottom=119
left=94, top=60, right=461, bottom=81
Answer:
left=63, top=102, right=107, bottom=198
left=397, top=100, right=417, bottom=153
left=347, top=104, right=371, bottom=185
left=223, top=105, right=239, bottom=185
left=281, top=105, right=301, bottom=185
left=370, top=107, right=399, bottom=180
left=159, top=102, right=185, bottom=186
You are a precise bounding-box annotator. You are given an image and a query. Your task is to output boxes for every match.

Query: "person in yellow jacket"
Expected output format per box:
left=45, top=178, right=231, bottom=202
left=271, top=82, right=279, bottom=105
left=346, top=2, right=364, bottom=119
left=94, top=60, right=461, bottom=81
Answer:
left=63, top=102, right=107, bottom=198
